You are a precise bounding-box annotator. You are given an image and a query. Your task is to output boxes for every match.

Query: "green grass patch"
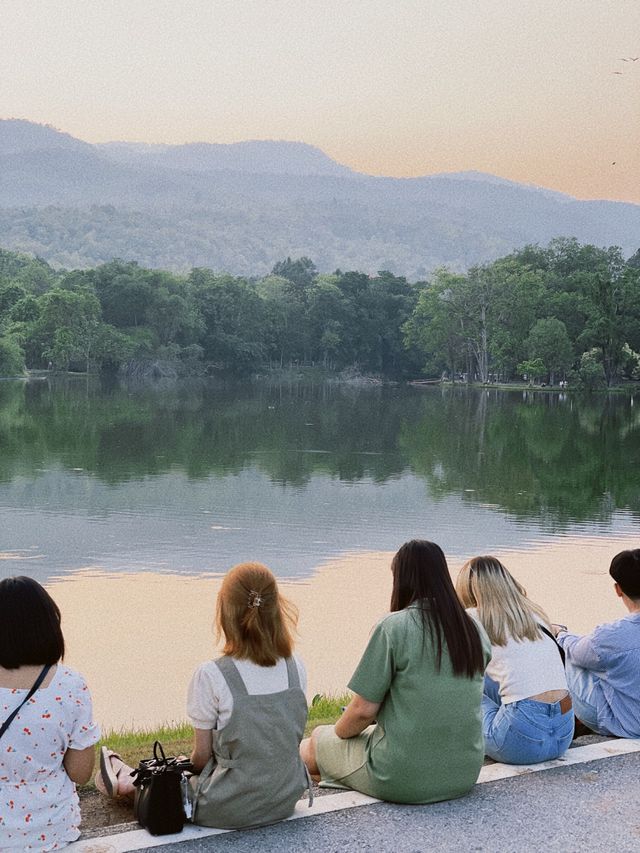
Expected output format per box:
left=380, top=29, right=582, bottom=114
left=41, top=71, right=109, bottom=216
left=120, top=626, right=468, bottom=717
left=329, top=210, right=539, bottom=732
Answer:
left=308, top=692, right=351, bottom=731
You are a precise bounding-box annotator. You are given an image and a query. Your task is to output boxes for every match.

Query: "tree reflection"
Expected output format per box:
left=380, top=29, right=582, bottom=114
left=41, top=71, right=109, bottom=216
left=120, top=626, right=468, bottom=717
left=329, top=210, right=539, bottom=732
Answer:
left=1, top=379, right=639, bottom=527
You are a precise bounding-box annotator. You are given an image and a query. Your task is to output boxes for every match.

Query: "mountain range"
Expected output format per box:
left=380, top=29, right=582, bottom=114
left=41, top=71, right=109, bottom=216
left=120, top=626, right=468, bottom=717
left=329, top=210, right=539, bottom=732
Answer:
left=0, top=119, right=638, bottom=277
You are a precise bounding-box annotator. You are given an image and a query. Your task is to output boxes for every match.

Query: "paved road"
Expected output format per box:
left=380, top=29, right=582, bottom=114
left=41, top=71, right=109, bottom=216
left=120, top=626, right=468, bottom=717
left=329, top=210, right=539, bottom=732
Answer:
left=137, top=752, right=640, bottom=852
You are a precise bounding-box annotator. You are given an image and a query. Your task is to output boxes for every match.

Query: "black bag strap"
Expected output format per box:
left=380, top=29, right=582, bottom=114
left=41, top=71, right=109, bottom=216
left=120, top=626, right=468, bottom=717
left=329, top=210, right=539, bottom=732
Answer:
left=0, top=664, right=52, bottom=741
left=539, top=624, right=566, bottom=666
left=153, top=740, right=167, bottom=764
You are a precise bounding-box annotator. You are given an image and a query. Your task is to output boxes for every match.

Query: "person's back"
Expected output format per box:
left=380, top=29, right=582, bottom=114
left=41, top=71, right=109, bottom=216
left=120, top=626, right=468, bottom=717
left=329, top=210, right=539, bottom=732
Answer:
left=559, top=611, right=640, bottom=737
left=96, top=562, right=309, bottom=830
left=358, top=606, right=487, bottom=804
left=301, top=540, right=490, bottom=807
left=188, top=562, right=309, bottom=828
left=191, top=655, right=308, bottom=828
left=0, top=577, right=99, bottom=851
left=556, top=549, right=640, bottom=738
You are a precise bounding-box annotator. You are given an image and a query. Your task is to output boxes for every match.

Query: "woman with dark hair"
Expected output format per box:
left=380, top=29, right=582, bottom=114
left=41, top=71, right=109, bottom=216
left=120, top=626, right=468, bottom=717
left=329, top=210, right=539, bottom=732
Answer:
left=300, top=540, right=490, bottom=804
left=0, top=576, right=99, bottom=851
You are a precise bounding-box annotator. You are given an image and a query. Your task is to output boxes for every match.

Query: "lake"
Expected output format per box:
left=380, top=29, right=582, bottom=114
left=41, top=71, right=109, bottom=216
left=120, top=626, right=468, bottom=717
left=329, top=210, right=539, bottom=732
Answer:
left=1, top=376, right=638, bottom=728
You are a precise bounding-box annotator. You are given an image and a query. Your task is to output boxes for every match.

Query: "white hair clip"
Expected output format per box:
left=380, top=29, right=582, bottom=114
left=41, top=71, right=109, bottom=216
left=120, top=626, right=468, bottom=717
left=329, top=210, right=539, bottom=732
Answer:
left=248, top=590, right=263, bottom=608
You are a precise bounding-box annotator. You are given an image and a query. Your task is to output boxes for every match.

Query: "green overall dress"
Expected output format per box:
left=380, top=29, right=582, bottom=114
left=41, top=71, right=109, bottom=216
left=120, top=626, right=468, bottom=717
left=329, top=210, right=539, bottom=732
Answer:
left=191, top=655, right=309, bottom=829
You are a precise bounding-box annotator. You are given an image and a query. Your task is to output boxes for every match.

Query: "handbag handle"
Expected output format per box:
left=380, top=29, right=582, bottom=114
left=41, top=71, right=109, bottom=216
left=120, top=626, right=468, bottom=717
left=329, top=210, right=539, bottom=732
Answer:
left=153, top=740, right=167, bottom=764
left=0, top=664, right=51, bottom=741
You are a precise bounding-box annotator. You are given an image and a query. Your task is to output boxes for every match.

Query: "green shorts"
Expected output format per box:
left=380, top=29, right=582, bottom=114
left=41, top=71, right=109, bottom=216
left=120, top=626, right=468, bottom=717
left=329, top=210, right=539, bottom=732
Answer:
left=314, top=724, right=379, bottom=796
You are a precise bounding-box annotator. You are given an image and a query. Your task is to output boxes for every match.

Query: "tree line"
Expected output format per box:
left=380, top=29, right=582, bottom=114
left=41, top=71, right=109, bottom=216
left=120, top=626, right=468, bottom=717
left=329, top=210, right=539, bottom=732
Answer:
left=0, top=238, right=639, bottom=386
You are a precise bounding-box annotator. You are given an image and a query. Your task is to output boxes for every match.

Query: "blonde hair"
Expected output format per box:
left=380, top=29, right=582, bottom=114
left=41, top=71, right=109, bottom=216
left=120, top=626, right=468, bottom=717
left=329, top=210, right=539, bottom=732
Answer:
left=216, top=562, right=297, bottom=666
left=456, top=556, right=551, bottom=646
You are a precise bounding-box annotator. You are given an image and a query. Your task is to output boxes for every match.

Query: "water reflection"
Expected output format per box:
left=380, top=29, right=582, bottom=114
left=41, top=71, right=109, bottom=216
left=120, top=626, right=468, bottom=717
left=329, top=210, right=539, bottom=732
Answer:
left=402, top=387, right=640, bottom=527
left=0, top=378, right=638, bottom=582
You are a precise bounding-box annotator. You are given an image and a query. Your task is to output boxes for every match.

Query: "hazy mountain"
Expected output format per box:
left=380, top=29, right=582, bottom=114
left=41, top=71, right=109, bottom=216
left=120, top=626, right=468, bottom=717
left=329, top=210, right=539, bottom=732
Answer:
left=0, top=120, right=638, bottom=277
left=97, top=139, right=356, bottom=177
left=0, top=119, right=94, bottom=156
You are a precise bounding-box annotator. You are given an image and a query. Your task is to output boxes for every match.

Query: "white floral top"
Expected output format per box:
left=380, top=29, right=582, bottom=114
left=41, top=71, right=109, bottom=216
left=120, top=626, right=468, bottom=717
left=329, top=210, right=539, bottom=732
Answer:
left=0, top=665, right=100, bottom=851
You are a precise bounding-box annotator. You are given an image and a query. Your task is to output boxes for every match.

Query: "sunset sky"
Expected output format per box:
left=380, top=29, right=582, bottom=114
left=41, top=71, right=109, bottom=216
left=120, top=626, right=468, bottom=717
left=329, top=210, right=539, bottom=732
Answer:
left=1, top=0, right=639, bottom=203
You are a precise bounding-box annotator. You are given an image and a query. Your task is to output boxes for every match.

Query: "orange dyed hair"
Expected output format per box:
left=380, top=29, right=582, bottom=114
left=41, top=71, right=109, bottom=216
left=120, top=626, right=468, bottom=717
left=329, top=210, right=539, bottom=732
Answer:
left=216, top=562, right=297, bottom=666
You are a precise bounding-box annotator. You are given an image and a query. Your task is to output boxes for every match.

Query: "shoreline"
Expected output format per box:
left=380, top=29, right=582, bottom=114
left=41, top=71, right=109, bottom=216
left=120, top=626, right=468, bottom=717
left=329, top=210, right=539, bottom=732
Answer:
left=10, top=369, right=640, bottom=395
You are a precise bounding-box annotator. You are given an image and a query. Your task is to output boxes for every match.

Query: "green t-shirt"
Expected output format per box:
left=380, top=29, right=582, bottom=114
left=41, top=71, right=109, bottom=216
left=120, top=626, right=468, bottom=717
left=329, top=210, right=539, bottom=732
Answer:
left=348, top=605, right=491, bottom=804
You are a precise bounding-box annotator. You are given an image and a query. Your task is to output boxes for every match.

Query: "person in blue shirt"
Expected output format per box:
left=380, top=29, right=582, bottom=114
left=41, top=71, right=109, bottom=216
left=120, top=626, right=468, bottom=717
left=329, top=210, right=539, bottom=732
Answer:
left=553, top=549, right=640, bottom=738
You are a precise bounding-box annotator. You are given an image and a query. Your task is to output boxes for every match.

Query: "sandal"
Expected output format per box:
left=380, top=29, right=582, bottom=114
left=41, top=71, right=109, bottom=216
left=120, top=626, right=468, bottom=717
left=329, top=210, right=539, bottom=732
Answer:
left=97, top=746, right=131, bottom=798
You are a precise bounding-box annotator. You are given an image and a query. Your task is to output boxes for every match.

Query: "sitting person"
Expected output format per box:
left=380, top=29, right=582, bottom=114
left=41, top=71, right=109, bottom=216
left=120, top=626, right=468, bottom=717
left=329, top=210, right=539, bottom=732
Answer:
left=456, top=556, right=573, bottom=765
left=0, top=576, right=100, bottom=851
left=552, top=548, right=640, bottom=739
left=97, top=562, right=310, bottom=829
left=300, top=540, right=491, bottom=804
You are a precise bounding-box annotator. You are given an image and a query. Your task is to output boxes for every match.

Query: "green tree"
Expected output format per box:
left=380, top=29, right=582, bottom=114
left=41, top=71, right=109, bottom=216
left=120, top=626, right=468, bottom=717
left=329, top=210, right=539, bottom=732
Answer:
left=517, top=358, right=546, bottom=385
left=189, top=269, right=265, bottom=374
left=576, top=349, right=606, bottom=391
left=256, top=274, right=307, bottom=366
left=404, top=270, right=468, bottom=378
left=0, top=336, right=25, bottom=376
left=271, top=257, right=317, bottom=305
left=525, top=318, right=573, bottom=384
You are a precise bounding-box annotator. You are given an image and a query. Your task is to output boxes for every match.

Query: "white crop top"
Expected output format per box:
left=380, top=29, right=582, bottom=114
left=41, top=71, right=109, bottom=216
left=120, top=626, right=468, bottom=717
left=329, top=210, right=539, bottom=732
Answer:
left=467, top=608, right=568, bottom=704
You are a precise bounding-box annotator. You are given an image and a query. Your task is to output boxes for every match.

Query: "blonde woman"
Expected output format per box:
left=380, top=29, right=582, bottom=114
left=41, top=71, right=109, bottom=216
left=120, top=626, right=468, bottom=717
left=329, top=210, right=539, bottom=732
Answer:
left=98, top=562, right=309, bottom=829
left=456, top=556, right=574, bottom=765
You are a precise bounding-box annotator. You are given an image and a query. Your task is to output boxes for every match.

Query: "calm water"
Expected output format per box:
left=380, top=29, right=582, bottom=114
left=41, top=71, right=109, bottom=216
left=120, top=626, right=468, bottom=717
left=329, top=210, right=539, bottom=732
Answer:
left=2, top=377, right=639, bottom=582
left=1, top=377, right=639, bottom=726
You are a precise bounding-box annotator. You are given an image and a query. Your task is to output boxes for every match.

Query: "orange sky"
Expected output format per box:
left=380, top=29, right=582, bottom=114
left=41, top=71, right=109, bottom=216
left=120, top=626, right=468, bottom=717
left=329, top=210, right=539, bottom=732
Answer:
left=1, top=0, right=639, bottom=202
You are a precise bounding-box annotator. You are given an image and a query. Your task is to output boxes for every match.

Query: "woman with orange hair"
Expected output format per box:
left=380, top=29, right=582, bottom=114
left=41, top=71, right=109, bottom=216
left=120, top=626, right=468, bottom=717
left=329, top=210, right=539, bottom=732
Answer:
left=98, top=562, right=309, bottom=829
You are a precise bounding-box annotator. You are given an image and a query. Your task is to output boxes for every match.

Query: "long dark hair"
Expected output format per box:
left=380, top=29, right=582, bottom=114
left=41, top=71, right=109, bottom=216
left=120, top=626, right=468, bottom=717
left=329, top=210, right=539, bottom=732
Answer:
left=390, top=540, right=485, bottom=678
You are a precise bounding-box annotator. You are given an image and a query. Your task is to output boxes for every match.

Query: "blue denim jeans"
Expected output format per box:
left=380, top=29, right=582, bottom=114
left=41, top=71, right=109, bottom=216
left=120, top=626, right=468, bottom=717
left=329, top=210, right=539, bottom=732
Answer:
left=483, top=676, right=574, bottom=764
left=564, top=662, right=608, bottom=734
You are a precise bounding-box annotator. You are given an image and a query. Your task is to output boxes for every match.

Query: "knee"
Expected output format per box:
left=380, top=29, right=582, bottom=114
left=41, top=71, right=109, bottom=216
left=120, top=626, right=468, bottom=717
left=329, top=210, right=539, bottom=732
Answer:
left=300, top=736, right=314, bottom=765
left=300, top=731, right=320, bottom=776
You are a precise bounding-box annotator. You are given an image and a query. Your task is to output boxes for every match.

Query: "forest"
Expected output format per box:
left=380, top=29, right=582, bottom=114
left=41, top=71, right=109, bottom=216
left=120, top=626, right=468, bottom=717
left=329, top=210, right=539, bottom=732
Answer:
left=0, top=238, right=639, bottom=388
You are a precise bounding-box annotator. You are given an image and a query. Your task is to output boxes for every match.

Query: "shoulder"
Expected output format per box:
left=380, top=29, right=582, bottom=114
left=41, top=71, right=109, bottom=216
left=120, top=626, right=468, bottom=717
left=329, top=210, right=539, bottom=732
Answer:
left=593, top=614, right=640, bottom=640
left=368, top=608, right=423, bottom=647
left=188, top=659, right=231, bottom=704
left=462, top=609, right=492, bottom=659
left=375, top=609, right=414, bottom=631
left=292, top=653, right=306, bottom=677
left=54, top=665, right=92, bottom=693
left=191, top=659, right=226, bottom=685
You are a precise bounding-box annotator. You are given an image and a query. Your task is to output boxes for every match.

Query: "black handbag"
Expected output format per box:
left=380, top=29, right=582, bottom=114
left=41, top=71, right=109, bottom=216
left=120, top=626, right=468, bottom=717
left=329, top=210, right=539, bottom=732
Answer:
left=132, top=740, right=193, bottom=836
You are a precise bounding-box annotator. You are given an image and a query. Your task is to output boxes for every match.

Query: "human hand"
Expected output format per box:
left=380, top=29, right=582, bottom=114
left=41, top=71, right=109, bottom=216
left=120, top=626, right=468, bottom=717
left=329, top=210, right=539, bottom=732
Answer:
left=551, top=623, right=567, bottom=637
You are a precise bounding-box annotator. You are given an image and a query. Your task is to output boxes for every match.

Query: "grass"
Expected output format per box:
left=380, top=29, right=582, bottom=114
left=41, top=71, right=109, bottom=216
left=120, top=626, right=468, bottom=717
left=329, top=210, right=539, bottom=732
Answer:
left=83, top=693, right=349, bottom=791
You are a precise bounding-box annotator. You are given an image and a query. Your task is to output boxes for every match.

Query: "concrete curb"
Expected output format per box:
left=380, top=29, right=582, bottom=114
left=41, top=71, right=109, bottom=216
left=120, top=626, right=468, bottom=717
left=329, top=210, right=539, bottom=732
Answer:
left=68, top=738, right=640, bottom=852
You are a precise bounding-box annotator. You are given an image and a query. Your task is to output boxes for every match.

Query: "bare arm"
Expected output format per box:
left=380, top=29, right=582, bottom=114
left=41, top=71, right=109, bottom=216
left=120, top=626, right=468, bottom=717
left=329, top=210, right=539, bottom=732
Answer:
left=334, top=693, right=381, bottom=740
left=63, top=745, right=95, bottom=785
left=191, top=727, right=213, bottom=773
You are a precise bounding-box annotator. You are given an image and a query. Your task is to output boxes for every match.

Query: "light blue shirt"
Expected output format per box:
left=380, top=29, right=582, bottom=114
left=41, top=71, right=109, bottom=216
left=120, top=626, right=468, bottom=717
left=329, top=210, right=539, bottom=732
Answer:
left=557, top=612, right=640, bottom=738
